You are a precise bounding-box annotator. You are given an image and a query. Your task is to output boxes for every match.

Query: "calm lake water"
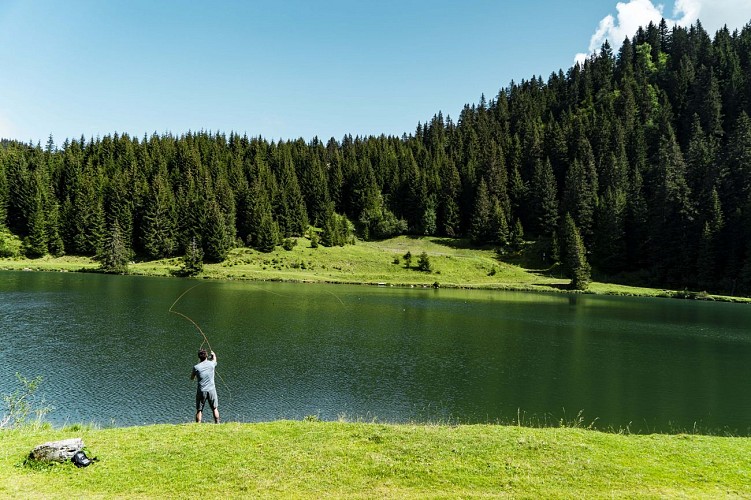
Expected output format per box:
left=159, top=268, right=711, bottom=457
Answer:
left=1, top=270, right=750, bottom=433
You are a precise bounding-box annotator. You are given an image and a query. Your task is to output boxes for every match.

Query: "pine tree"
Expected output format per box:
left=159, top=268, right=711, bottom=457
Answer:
left=510, top=218, right=525, bottom=251
left=563, top=158, right=597, bottom=244
left=254, top=183, right=280, bottom=253
left=0, top=154, right=7, bottom=228
left=438, top=156, right=462, bottom=237
left=45, top=196, right=64, bottom=257
left=98, top=221, right=129, bottom=274
left=104, top=169, right=134, bottom=259
left=4, top=149, right=33, bottom=236
left=400, top=147, right=424, bottom=231
left=179, top=236, right=204, bottom=277
left=203, top=197, right=233, bottom=262
left=720, top=112, right=751, bottom=216
left=417, top=251, right=432, bottom=272
left=301, top=153, right=330, bottom=227
left=23, top=170, right=48, bottom=257
left=696, top=187, right=723, bottom=289
left=64, top=160, right=104, bottom=256
left=320, top=202, right=343, bottom=247
left=469, top=178, right=492, bottom=244
left=529, top=157, right=559, bottom=238
left=275, top=147, right=308, bottom=237
left=561, top=213, right=591, bottom=290
left=141, top=172, right=177, bottom=259
left=650, top=124, right=694, bottom=284
left=593, top=187, right=627, bottom=274
left=492, top=199, right=509, bottom=246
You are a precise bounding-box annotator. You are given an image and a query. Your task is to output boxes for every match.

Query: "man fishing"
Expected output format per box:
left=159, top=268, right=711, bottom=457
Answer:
left=191, top=349, right=220, bottom=423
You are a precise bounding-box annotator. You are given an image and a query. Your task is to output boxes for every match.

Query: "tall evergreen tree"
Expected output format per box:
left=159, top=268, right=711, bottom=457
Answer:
left=98, top=221, right=129, bottom=274
left=437, top=155, right=462, bottom=237
left=23, top=171, right=48, bottom=257
left=203, top=197, right=234, bottom=262
left=593, top=187, right=627, bottom=274
left=179, top=236, right=204, bottom=277
left=469, top=178, right=493, bottom=244
left=63, top=160, right=104, bottom=256
left=562, top=158, right=597, bottom=244
left=0, top=154, right=7, bottom=227
left=650, top=124, right=694, bottom=284
left=529, top=157, right=559, bottom=237
left=141, top=171, right=177, bottom=259
left=274, top=147, right=308, bottom=237
left=300, top=153, right=330, bottom=227
left=561, top=213, right=591, bottom=290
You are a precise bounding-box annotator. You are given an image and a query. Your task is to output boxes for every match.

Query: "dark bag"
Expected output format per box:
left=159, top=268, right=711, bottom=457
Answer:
left=71, top=450, right=92, bottom=468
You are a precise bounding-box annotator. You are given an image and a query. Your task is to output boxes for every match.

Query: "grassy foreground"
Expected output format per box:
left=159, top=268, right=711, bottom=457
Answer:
left=2, top=235, right=747, bottom=302
left=3, top=421, right=751, bottom=498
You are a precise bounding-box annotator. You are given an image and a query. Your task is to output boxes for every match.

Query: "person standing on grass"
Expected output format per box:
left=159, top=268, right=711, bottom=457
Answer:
left=191, top=349, right=220, bottom=423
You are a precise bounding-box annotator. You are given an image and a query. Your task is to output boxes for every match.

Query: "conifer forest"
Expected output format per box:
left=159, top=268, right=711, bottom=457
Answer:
left=2, top=20, right=751, bottom=294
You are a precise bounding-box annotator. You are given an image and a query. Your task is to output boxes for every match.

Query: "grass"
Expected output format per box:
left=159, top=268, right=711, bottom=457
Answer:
left=3, top=238, right=751, bottom=496
left=2, top=421, right=750, bottom=498
left=2, top=235, right=748, bottom=302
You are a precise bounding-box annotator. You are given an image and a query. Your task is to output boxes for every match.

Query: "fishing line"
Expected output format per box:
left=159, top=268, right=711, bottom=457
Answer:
left=324, top=288, right=345, bottom=307
left=169, top=284, right=212, bottom=351
left=169, top=283, right=232, bottom=402
left=244, top=281, right=288, bottom=298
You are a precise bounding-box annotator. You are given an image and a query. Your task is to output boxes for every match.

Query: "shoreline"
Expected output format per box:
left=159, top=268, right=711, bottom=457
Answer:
left=2, top=234, right=750, bottom=303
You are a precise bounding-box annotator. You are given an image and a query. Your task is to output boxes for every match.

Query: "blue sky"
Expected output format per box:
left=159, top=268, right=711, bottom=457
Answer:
left=1, top=0, right=750, bottom=145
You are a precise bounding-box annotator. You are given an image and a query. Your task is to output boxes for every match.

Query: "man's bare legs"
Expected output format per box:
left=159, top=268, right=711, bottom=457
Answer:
left=195, top=409, right=219, bottom=423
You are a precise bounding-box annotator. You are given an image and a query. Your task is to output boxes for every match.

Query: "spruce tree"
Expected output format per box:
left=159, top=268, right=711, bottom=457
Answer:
left=45, top=197, right=65, bottom=256
left=23, top=171, right=48, bottom=257
left=417, top=251, right=432, bottom=272
left=275, top=147, right=308, bottom=237
left=203, top=197, right=234, bottom=262
left=438, top=156, right=461, bottom=237
left=561, top=213, right=591, bottom=290
left=255, top=210, right=279, bottom=253
left=529, top=157, right=559, bottom=238
left=320, top=202, right=342, bottom=247
left=593, top=187, right=627, bottom=274
left=179, top=236, right=204, bottom=277
left=650, top=124, right=694, bottom=284
left=469, top=179, right=492, bottom=244
left=141, top=172, right=177, bottom=259
left=98, top=221, right=129, bottom=274
left=0, top=155, right=7, bottom=227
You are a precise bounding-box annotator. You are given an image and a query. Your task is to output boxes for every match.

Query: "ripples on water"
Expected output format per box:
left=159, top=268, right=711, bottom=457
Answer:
left=2, top=271, right=751, bottom=434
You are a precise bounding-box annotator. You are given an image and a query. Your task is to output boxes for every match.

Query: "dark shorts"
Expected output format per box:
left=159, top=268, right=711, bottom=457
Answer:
left=196, top=389, right=218, bottom=411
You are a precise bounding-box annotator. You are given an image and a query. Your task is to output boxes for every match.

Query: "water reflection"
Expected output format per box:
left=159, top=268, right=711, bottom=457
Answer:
left=1, top=271, right=751, bottom=434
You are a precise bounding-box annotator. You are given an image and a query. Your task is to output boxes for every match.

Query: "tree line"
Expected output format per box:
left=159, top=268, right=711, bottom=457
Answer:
left=1, top=19, right=751, bottom=293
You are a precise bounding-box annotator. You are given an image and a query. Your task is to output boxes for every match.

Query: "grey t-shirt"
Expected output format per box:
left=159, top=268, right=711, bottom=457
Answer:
left=192, top=359, right=217, bottom=392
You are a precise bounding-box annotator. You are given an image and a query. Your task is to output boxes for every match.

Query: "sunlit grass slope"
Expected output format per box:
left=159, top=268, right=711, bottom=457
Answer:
left=2, top=235, right=748, bottom=301
left=2, top=421, right=750, bottom=498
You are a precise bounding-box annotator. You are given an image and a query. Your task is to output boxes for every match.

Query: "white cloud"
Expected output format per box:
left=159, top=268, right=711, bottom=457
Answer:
left=575, top=0, right=751, bottom=66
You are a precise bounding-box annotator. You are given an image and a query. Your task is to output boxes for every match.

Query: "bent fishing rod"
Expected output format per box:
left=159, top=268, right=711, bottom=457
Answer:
left=169, top=283, right=231, bottom=398
left=169, top=284, right=213, bottom=352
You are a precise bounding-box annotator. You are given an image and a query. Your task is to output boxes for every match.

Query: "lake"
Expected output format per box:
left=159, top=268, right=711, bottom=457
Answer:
left=1, top=270, right=750, bottom=433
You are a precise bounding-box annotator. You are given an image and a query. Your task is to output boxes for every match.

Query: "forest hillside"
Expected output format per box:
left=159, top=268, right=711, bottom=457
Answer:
left=1, top=19, right=751, bottom=294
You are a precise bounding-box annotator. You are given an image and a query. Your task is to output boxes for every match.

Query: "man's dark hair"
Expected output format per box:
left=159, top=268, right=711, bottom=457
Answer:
left=198, top=349, right=207, bottom=361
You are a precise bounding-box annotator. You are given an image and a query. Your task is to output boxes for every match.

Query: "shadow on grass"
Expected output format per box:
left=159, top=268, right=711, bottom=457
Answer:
left=427, top=237, right=477, bottom=250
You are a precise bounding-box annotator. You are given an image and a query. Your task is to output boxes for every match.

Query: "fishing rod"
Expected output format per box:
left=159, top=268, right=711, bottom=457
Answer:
left=169, top=284, right=212, bottom=352
left=169, top=284, right=231, bottom=400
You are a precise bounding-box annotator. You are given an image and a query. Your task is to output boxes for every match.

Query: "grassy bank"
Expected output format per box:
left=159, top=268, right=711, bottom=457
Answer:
left=2, top=235, right=747, bottom=302
left=2, top=421, right=750, bottom=498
